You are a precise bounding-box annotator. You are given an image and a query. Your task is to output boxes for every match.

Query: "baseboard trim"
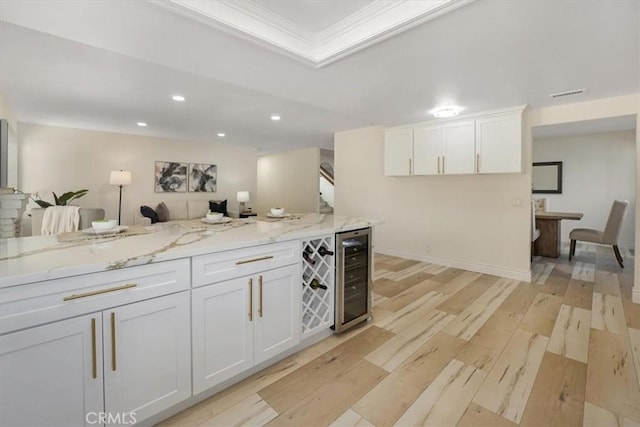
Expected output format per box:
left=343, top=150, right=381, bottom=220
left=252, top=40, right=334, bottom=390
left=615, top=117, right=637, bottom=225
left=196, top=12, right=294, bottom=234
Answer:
left=376, top=247, right=532, bottom=283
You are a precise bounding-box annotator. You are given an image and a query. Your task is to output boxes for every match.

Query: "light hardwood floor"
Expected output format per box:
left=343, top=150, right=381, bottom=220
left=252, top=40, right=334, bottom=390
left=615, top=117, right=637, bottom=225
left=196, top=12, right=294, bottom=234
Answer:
left=160, top=243, right=639, bottom=426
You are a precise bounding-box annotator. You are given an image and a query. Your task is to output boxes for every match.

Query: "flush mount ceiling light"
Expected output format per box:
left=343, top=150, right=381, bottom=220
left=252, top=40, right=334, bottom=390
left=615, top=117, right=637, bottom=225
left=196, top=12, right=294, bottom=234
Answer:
left=172, top=95, right=186, bottom=102
left=217, top=133, right=225, bottom=137
left=430, top=106, right=463, bottom=118
left=271, top=115, right=281, bottom=121
left=136, top=122, right=148, bottom=127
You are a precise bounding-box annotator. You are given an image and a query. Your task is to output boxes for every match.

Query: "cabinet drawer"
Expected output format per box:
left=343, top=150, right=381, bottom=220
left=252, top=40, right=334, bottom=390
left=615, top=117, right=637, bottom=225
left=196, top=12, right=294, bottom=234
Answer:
left=192, top=241, right=299, bottom=287
left=0, top=259, right=190, bottom=335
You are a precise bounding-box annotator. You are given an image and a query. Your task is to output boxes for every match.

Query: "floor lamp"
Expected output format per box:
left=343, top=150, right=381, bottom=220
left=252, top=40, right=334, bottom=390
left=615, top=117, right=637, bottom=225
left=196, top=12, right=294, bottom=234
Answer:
left=110, top=170, right=132, bottom=225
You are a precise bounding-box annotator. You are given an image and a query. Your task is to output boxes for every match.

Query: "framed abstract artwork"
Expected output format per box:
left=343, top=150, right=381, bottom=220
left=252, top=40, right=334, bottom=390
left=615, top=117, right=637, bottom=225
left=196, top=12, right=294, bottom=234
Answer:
left=189, top=163, right=217, bottom=192
left=154, top=161, right=187, bottom=192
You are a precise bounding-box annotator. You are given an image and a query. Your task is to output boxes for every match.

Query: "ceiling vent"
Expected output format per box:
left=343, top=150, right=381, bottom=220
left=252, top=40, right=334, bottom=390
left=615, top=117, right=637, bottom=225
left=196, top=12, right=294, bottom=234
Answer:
left=549, top=88, right=586, bottom=99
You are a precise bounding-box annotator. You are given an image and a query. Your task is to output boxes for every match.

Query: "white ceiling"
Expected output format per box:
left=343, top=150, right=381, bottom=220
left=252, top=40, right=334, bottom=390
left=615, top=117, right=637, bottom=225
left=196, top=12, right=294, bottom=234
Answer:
left=532, top=115, right=637, bottom=140
left=254, top=0, right=374, bottom=33
left=0, top=0, right=638, bottom=153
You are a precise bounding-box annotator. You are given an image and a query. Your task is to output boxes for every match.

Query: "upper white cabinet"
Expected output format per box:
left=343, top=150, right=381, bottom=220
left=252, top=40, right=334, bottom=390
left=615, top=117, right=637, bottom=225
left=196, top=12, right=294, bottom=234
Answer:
left=414, top=120, right=475, bottom=175
left=384, top=128, right=413, bottom=176
left=384, top=106, right=524, bottom=176
left=475, top=112, right=522, bottom=174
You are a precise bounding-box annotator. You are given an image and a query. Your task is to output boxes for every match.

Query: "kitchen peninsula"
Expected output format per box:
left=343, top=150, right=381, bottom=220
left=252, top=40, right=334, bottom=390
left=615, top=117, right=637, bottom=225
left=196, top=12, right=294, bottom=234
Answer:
left=0, top=214, right=379, bottom=426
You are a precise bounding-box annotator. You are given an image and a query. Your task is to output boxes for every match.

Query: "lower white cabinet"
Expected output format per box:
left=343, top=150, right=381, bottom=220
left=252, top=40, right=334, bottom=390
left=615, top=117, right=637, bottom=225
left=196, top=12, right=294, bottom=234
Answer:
left=192, top=264, right=300, bottom=394
left=0, top=291, right=191, bottom=427
left=0, top=313, right=104, bottom=427
left=104, top=291, right=191, bottom=424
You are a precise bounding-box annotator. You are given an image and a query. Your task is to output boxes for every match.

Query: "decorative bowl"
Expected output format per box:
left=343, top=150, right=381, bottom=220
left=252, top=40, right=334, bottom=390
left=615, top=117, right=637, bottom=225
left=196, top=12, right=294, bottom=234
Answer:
left=92, top=220, right=116, bottom=231
left=206, top=212, right=224, bottom=220
left=270, top=207, right=285, bottom=216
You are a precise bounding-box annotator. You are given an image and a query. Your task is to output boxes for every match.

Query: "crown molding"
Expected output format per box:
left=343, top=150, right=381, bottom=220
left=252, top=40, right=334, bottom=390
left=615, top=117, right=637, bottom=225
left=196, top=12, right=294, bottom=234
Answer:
left=158, top=0, right=472, bottom=67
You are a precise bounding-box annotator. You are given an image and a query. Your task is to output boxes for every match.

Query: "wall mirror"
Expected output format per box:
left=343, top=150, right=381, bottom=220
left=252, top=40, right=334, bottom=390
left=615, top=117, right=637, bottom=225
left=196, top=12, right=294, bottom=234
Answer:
left=532, top=161, right=563, bottom=194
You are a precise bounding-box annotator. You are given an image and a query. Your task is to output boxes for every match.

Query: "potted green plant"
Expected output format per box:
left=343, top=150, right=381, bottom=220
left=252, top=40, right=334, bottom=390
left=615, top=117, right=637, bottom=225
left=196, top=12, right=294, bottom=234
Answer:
left=31, top=189, right=89, bottom=208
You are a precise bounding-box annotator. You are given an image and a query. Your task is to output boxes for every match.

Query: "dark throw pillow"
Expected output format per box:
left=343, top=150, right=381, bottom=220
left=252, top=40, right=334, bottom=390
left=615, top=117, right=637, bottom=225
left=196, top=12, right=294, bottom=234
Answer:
left=155, top=202, right=169, bottom=222
left=209, top=199, right=228, bottom=217
left=140, top=205, right=159, bottom=224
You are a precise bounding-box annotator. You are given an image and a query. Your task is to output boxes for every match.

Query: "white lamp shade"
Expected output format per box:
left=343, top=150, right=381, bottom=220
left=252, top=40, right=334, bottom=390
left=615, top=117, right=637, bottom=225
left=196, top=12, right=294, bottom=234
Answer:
left=110, top=170, right=132, bottom=186
left=237, top=191, right=250, bottom=202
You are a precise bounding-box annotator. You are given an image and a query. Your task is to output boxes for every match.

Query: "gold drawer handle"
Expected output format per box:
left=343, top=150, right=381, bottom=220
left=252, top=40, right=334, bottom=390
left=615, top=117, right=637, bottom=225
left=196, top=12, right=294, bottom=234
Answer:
left=91, top=318, right=97, bottom=379
left=63, top=283, right=137, bottom=301
left=236, top=255, right=274, bottom=265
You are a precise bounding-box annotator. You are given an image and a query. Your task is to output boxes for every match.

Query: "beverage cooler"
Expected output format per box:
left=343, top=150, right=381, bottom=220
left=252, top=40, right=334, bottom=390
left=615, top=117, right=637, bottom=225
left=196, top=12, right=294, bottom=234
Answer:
left=334, top=228, right=372, bottom=333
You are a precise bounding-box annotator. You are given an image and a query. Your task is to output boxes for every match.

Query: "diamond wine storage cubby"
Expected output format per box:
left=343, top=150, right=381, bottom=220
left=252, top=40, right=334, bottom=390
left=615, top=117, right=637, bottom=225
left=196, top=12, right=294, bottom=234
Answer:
left=301, top=234, right=335, bottom=338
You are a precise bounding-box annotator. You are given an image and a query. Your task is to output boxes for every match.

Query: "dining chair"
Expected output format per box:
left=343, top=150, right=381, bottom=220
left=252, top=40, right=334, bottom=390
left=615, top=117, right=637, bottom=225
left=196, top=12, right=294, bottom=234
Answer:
left=568, top=200, right=629, bottom=267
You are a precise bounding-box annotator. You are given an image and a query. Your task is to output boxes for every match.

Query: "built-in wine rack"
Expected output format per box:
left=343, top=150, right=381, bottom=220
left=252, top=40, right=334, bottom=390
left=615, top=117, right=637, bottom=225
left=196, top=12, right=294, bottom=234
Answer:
left=301, top=235, right=335, bottom=338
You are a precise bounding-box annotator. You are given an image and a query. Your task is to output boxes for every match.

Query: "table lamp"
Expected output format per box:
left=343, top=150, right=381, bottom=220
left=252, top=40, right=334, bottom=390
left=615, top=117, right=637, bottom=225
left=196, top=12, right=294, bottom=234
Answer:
left=110, top=170, right=132, bottom=225
left=237, top=191, right=250, bottom=214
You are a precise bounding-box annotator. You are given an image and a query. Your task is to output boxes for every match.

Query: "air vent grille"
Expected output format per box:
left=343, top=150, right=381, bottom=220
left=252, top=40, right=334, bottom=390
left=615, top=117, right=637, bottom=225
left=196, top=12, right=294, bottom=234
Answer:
left=549, top=88, right=586, bottom=98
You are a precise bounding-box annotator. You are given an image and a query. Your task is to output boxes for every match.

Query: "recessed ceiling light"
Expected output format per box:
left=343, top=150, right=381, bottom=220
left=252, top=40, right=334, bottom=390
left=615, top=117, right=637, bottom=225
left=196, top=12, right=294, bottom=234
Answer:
left=172, top=95, right=186, bottom=102
left=430, top=106, right=463, bottom=118
left=217, top=133, right=225, bottom=137
left=271, top=115, right=281, bottom=121
left=137, top=122, right=148, bottom=127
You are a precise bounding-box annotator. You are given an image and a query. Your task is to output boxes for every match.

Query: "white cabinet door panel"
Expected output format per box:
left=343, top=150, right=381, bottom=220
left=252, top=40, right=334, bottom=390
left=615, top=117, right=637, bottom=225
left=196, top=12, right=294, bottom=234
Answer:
left=384, top=129, right=413, bottom=176
left=476, top=113, right=522, bottom=173
left=0, top=314, right=104, bottom=427
left=104, top=291, right=191, bottom=423
left=413, top=125, right=442, bottom=175
left=192, top=278, right=254, bottom=394
left=442, top=120, right=475, bottom=174
left=254, top=265, right=300, bottom=364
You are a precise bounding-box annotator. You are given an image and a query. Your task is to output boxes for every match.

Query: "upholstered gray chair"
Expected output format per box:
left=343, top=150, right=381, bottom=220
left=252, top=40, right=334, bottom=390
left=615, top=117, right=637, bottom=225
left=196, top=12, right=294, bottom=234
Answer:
left=568, top=200, right=629, bottom=267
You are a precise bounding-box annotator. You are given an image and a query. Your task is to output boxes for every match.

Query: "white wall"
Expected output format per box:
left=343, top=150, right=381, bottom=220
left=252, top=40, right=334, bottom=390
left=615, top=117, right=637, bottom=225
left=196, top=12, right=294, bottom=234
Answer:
left=256, top=147, right=320, bottom=215
left=533, top=130, right=636, bottom=248
left=0, top=92, right=19, bottom=188
left=18, top=123, right=257, bottom=233
left=334, top=125, right=532, bottom=281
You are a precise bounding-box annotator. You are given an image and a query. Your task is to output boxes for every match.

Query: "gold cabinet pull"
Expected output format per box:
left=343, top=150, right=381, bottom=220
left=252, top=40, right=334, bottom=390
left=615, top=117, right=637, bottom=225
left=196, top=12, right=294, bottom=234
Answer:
left=248, top=278, right=253, bottom=321
left=442, top=156, right=445, bottom=174
left=476, top=153, right=480, bottom=173
left=437, top=156, right=440, bottom=174
left=408, top=158, right=412, bottom=174
left=63, top=283, right=137, bottom=301
left=258, top=275, right=263, bottom=318
left=236, top=255, right=274, bottom=265
left=111, top=312, right=116, bottom=371
left=91, top=318, right=97, bottom=379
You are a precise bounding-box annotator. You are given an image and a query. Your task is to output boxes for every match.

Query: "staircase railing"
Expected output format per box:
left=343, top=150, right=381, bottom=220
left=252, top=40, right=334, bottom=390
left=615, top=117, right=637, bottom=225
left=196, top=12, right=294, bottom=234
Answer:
left=319, top=165, right=334, bottom=186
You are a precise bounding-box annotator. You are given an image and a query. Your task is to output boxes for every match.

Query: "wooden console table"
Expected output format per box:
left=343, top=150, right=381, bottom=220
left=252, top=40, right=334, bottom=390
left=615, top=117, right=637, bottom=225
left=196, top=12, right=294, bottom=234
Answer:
left=534, top=211, right=584, bottom=258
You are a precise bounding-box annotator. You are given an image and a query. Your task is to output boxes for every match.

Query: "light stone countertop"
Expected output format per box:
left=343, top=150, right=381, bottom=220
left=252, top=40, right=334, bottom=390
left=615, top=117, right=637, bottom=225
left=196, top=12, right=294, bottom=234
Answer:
left=0, top=214, right=380, bottom=288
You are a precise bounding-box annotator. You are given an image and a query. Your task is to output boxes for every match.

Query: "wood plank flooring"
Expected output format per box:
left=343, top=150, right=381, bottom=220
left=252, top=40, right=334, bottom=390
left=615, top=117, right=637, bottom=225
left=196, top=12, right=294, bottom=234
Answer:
left=160, top=245, right=638, bottom=427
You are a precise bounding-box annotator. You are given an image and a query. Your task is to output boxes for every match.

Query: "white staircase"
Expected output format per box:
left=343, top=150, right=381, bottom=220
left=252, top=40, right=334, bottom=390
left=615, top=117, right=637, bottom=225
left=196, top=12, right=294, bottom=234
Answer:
left=319, top=194, right=333, bottom=214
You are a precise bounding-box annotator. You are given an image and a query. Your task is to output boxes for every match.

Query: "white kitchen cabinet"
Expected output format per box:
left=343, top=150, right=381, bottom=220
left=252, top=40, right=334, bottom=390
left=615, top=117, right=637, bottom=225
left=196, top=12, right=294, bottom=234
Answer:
left=0, top=314, right=104, bottom=427
left=475, top=112, right=522, bottom=173
left=0, top=291, right=191, bottom=427
left=192, top=264, right=300, bottom=394
left=384, top=128, right=413, bottom=176
left=413, top=121, right=475, bottom=175
left=192, top=275, right=254, bottom=393
left=104, top=291, right=191, bottom=424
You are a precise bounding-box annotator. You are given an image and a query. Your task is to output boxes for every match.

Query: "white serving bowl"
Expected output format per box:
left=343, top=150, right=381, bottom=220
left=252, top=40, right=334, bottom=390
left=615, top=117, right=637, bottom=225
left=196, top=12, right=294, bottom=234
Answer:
left=206, top=212, right=224, bottom=220
left=92, top=220, right=116, bottom=231
left=270, top=207, right=285, bottom=216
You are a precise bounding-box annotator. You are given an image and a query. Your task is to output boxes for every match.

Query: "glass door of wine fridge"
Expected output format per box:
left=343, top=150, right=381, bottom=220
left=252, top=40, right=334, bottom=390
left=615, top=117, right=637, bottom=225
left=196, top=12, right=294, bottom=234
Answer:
left=335, top=228, right=371, bottom=333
